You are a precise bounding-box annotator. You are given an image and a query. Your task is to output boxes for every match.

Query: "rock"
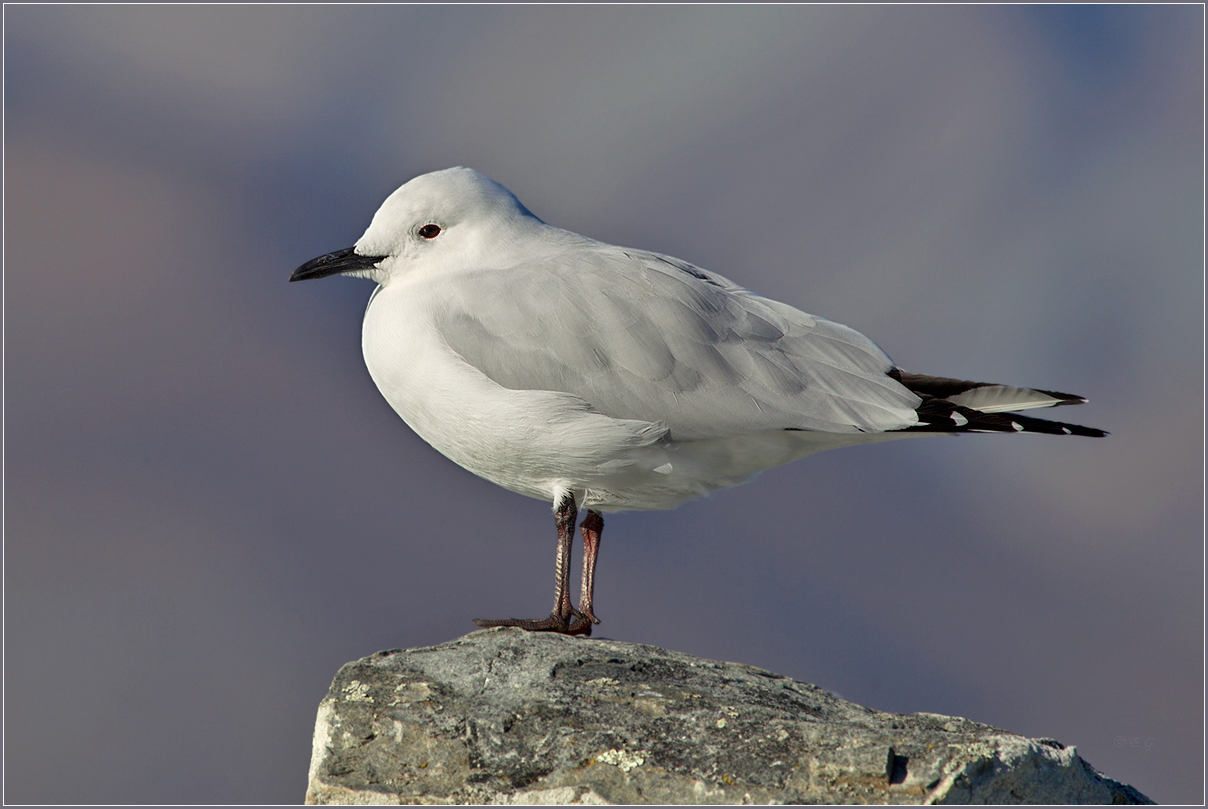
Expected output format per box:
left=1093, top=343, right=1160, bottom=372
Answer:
left=305, top=629, right=1152, bottom=805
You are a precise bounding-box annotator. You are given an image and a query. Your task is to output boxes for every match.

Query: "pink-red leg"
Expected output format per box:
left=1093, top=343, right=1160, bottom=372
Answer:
left=474, top=493, right=594, bottom=634
left=577, top=510, right=604, bottom=627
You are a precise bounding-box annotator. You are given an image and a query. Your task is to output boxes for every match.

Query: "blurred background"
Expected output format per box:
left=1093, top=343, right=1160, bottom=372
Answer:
left=5, top=5, right=1202, bottom=804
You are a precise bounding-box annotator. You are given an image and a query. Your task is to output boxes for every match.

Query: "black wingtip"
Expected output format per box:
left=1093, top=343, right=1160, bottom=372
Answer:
left=887, top=369, right=1104, bottom=436
left=900, top=398, right=1107, bottom=437
left=890, top=369, right=1088, bottom=402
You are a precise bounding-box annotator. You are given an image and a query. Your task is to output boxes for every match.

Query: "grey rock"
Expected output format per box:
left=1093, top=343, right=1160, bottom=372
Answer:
left=305, top=629, right=1152, bottom=805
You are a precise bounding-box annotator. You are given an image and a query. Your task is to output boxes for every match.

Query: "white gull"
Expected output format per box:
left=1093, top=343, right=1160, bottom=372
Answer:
left=291, top=167, right=1104, bottom=635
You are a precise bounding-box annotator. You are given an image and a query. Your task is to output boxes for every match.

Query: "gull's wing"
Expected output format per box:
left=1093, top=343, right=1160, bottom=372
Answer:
left=434, top=243, right=922, bottom=441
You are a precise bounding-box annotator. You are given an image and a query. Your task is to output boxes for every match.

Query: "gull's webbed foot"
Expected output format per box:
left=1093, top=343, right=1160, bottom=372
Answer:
left=474, top=606, right=593, bottom=636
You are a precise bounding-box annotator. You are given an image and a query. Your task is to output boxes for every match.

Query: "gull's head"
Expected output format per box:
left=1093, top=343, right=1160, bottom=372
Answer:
left=290, top=167, right=543, bottom=285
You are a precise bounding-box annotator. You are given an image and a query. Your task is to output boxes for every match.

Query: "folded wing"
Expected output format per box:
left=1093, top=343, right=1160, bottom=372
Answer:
left=436, top=245, right=923, bottom=440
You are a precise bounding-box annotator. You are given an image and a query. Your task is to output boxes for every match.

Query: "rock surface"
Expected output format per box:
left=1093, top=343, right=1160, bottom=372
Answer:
left=306, top=629, right=1152, bottom=805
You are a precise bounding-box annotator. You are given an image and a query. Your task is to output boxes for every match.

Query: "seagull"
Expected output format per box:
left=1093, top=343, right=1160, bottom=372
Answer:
left=291, top=167, right=1105, bottom=636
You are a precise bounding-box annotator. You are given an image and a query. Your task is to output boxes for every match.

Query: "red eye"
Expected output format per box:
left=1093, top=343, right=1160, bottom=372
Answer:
left=418, top=224, right=441, bottom=239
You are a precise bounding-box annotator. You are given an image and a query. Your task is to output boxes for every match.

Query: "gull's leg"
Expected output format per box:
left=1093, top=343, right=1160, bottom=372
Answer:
left=550, top=494, right=578, bottom=621
left=474, top=493, right=587, bottom=634
left=573, top=510, right=604, bottom=629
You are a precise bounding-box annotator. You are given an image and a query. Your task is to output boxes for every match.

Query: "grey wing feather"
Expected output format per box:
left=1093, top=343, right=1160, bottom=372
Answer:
left=438, top=244, right=921, bottom=440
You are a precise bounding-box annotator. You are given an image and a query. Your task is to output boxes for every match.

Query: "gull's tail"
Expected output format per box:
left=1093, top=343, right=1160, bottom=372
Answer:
left=888, top=370, right=1107, bottom=437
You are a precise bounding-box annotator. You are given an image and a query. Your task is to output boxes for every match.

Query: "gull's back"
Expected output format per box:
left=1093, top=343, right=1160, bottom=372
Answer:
left=433, top=240, right=923, bottom=442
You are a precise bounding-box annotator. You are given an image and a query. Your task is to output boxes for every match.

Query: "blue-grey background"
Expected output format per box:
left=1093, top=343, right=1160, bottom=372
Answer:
left=5, top=5, right=1202, bottom=804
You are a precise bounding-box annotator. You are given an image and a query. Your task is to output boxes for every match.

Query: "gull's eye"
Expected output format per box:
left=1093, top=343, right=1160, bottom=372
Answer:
left=418, top=224, right=441, bottom=239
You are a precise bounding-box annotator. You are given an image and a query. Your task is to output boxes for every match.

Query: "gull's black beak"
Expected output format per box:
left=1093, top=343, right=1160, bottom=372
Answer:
left=290, top=247, right=387, bottom=282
